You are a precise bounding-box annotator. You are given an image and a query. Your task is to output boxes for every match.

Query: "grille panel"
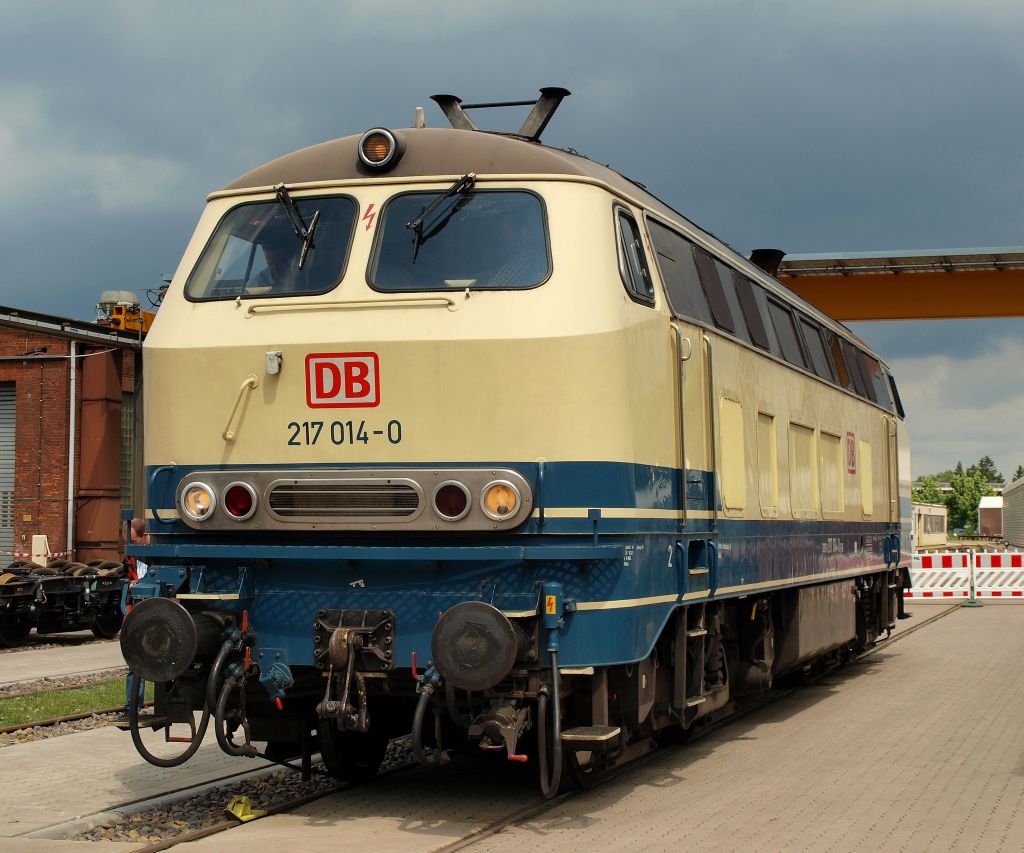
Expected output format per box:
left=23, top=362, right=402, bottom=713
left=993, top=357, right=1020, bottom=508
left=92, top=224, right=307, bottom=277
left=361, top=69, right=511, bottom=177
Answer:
left=268, top=482, right=420, bottom=519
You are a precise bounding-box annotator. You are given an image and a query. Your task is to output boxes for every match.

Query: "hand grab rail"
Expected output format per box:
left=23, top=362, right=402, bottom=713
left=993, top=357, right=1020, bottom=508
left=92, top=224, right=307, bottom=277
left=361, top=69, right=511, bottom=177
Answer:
left=222, top=375, right=259, bottom=444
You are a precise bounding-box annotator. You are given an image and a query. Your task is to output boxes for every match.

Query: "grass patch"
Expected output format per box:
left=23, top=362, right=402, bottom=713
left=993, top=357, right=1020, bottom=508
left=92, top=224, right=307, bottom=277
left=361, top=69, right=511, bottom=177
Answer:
left=0, top=677, right=154, bottom=729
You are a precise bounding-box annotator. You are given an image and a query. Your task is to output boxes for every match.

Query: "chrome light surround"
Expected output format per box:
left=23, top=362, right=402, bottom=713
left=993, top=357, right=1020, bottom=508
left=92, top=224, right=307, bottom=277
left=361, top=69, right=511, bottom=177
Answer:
left=480, top=479, right=522, bottom=521
left=180, top=482, right=217, bottom=522
left=222, top=481, right=259, bottom=522
left=432, top=480, right=472, bottom=522
left=358, top=128, right=400, bottom=169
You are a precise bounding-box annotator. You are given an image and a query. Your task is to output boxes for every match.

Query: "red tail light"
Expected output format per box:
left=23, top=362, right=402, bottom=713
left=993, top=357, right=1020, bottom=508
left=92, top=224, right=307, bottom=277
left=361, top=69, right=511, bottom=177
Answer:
left=433, top=482, right=470, bottom=521
left=223, top=482, right=257, bottom=521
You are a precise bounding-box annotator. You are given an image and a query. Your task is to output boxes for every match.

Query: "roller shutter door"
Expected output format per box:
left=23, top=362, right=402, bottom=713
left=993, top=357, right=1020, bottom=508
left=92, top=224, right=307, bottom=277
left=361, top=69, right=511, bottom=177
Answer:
left=0, top=384, right=14, bottom=553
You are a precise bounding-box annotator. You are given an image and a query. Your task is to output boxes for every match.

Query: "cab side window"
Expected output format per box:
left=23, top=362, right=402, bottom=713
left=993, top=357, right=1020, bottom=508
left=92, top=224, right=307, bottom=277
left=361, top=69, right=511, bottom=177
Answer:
left=616, top=210, right=655, bottom=304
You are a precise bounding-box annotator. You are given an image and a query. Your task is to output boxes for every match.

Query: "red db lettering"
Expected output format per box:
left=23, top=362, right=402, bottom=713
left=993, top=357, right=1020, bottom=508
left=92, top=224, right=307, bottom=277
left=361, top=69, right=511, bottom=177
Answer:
left=344, top=361, right=371, bottom=400
left=305, top=353, right=380, bottom=408
left=315, top=362, right=342, bottom=399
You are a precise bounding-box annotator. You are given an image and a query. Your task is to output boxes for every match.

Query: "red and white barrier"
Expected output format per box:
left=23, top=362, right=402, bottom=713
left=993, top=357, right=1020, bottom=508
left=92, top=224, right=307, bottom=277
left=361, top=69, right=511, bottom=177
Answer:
left=907, top=549, right=1024, bottom=602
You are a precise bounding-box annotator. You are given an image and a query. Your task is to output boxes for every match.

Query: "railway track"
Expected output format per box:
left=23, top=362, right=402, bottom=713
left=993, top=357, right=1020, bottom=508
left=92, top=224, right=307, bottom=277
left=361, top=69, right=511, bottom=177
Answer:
left=49, top=604, right=957, bottom=851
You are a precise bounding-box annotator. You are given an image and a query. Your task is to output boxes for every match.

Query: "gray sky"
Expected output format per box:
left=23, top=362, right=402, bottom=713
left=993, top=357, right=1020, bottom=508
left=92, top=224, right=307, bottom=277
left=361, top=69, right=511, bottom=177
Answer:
left=1, top=0, right=1022, bottom=479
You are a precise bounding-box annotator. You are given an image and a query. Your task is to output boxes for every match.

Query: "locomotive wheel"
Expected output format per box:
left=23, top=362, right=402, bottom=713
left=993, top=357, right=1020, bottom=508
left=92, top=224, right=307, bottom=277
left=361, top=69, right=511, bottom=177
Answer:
left=318, top=723, right=389, bottom=784
left=92, top=561, right=124, bottom=571
left=91, top=612, right=124, bottom=639
left=0, top=619, right=31, bottom=647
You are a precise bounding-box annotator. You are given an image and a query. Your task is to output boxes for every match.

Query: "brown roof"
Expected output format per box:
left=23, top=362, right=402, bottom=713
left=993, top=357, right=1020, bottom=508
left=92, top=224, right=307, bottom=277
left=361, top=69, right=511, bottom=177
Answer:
left=222, top=127, right=645, bottom=196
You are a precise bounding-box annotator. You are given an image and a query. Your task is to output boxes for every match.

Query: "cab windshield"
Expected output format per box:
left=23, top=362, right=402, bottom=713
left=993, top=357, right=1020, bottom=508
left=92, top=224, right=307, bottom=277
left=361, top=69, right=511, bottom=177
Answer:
left=186, top=196, right=356, bottom=300
left=370, top=190, right=549, bottom=291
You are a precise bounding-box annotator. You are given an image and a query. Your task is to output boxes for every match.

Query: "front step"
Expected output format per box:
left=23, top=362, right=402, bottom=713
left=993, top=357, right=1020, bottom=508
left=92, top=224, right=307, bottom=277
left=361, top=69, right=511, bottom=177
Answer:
left=561, top=725, right=621, bottom=747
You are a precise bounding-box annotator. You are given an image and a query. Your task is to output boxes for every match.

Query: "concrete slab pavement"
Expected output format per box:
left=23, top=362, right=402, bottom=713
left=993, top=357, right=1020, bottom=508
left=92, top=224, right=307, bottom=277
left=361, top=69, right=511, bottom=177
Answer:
left=0, top=641, right=126, bottom=687
left=0, top=726, right=271, bottom=840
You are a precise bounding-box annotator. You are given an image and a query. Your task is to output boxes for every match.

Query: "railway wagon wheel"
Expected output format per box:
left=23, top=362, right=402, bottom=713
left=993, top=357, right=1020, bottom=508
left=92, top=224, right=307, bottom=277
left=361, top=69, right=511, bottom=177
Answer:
left=0, top=575, right=31, bottom=646
left=91, top=611, right=124, bottom=640
left=0, top=620, right=30, bottom=647
left=318, top=722, right=389, bottom=784
left=69, top=564, right=100, bottom=577
left=5, top=561, right=35, bottom=575
left=91, top=561, right=124, bottom=572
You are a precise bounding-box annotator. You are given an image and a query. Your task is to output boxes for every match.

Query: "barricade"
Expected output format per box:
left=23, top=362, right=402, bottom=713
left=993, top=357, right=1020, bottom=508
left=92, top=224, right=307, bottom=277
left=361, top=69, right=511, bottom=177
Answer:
left=973, top=550, right=1024, bottom=599
left=907, top=548, right=1024, bottom=602
left=907, top=552, right=972, bottom=600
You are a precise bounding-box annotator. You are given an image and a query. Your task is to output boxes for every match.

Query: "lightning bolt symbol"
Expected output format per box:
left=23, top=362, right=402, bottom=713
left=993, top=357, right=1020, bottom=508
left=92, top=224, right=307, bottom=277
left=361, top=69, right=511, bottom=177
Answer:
left=362, top=203, right=376, bottom=231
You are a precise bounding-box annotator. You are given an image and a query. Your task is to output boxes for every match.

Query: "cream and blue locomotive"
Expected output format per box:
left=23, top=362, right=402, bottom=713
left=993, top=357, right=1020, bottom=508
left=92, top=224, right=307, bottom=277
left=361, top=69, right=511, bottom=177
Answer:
left=121, top=89, right=911, bottom=792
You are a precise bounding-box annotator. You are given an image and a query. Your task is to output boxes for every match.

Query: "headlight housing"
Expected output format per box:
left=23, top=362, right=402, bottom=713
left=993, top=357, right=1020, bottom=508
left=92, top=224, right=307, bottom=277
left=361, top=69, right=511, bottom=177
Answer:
left=180, top=482, right=216, bottom=522
left=481, top=480, right=521, bottom=521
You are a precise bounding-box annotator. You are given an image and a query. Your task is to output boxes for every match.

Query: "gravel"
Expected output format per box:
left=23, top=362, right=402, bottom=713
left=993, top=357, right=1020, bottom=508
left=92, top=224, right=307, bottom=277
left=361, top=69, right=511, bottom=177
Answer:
left=0, top=633, right=109, bottom=655
left=0, top=708, right=128, bottom=748
left=72, top=736, right=415, bottom=844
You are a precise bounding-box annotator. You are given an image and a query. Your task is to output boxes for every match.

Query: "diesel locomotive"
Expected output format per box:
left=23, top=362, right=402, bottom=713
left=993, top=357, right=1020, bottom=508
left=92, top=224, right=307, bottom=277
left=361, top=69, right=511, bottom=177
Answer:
left=120, top=89, right=911, bottom=794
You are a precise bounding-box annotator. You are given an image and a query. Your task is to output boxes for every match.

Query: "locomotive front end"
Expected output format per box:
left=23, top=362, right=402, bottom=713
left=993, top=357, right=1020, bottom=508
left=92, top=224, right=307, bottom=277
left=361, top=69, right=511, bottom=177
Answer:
left=121, top=99, right=675, bottom=792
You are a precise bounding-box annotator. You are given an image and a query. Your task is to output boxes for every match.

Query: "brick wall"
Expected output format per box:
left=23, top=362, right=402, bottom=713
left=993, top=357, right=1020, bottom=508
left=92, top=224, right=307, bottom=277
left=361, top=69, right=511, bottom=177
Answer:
left=0, top=330, right=72, bottom=558
left=0, top=328, right=137, bottom=562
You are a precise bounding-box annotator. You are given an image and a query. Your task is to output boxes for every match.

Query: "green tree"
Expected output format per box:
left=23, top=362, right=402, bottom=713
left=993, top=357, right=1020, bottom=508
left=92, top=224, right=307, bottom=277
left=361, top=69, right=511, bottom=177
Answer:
left=946, top=470, right=993, bottom=534
left=966, top=455, right=1003, bottom=485
left=1013, top=465, right=1024, bottom=482
left=911, top=475, right=944, bottom=504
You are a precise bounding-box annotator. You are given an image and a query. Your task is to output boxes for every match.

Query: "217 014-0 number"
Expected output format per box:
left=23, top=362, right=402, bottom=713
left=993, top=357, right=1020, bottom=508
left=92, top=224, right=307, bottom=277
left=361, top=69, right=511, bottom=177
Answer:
left=287, top=419, right=402, bottom=446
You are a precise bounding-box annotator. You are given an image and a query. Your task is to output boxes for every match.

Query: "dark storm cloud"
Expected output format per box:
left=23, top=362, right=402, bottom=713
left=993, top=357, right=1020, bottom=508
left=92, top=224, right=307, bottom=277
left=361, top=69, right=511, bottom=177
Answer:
left=2, top=2, right=1023, bottom=322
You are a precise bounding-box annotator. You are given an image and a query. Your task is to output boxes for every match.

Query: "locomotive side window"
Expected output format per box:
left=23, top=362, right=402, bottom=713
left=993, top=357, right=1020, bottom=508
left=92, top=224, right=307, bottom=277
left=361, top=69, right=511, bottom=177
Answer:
left=862, top=353, right=891, bottom=409
left=888, top=374, right=906, bottom=419
left=369, top=190, right=549, bottom=291
left=186, top=196, right=356, bottom=301
left=797, top=317, right=837, bottom=383
left=615, top=210, right=655, bottom=304
left=715, top=261, right=752, bottom=345
left=693, top=246, right=735, bottom=333
left=646, top=220, right=713, bottom=323
left=733, top=273, right=771, bottom=351
left=829, top=335, right=853, bottom=390
left=766, top=299, right=807, bottom=369
left=840, top=339, right=872, bottom=400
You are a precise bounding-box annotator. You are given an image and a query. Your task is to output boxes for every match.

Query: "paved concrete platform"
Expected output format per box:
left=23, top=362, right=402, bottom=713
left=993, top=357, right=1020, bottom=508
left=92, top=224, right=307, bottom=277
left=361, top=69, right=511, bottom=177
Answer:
left=470, top=604, right=1024, bottom=852
left=0, top=640, right=126, bottom=687
left=172, top=605, right=1021, bottom=852
left=0, top=726, right=270, bottom=840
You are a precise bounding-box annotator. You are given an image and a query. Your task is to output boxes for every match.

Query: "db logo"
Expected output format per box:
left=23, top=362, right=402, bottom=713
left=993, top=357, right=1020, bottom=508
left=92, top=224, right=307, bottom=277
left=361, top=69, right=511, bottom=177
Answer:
left=305, top=352, right=380, bottom=408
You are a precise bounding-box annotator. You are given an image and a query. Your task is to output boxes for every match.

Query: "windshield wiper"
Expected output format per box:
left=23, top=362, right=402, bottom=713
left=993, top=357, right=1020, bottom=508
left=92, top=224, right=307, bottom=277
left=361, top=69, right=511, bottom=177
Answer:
left=405, top=173, right=475, bottom=262
left=274, top=183, right=320, bottom=270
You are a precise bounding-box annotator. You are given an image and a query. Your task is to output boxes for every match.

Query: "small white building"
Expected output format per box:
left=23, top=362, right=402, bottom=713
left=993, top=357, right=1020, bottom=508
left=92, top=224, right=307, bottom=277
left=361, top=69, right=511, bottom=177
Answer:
left=913, top=502, right=947, bottom=549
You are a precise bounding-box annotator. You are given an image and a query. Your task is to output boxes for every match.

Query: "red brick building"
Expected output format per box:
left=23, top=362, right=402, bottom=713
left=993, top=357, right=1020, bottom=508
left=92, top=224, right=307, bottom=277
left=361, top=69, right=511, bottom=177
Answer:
left=0, top=306, right=142, bottom=564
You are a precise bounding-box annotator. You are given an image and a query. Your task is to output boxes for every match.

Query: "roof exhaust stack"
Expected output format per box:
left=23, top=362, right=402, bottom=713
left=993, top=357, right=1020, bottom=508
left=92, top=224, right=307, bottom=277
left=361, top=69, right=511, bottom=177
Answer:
left=749, top=248, right=786, bottom=278
left=430, top=87, right=571, bottom=142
